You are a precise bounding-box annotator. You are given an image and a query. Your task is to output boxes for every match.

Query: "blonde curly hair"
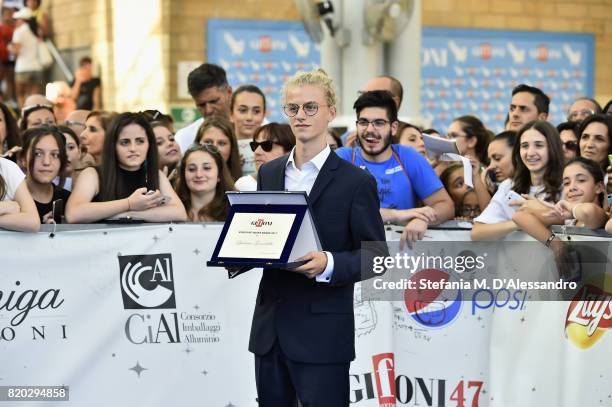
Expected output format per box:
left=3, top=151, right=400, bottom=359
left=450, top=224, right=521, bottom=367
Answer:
left=282, top=69, right=337, bottom=107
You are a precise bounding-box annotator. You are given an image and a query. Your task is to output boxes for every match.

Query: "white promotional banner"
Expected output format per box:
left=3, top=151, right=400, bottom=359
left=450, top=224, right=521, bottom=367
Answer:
left=1, top=224, right=611, bottom=406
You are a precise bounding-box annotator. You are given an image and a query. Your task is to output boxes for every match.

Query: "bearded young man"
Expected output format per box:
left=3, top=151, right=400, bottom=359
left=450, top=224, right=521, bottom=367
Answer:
left=335, top=90, right=453, bottom=244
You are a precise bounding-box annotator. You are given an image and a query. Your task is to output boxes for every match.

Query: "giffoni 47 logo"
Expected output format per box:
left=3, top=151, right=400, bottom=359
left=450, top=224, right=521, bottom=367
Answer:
left=118, top=254, right=176, bottom=309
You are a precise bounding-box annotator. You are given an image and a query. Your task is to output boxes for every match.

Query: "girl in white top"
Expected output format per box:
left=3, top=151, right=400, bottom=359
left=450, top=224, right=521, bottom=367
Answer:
left=234, top=123, right=295, bottom=191
left=0, top=157, right=40, bottom=231
left=471, top=120, right=564, bottom=241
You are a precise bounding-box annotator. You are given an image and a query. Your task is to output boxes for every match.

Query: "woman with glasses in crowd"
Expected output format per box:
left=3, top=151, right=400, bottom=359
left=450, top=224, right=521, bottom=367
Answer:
left=21, top=125, right=70, bottom=223
left=234, top=123, right=295, bottom=191
left=440, top=163, right=482, bottom=220
left=471, top=120, right=564, bottom=241
left=195, top=115, right=242, bottom=181
left=175, top=144, right=234, bottom=221
left=79, top=110, right=117, bottom=166
left=484, top=130, right=516, bottom=195
left=556, top=121, right=580, bottom=163
left=65, top=112, right=186, bottom=223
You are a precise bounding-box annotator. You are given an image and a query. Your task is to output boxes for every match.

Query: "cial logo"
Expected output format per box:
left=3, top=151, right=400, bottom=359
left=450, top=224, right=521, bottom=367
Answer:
left=404, top=269, right=462, bottom=329
left=565, top=274, right=612, bottom=349
left=119, top=253, right=175, bottom=309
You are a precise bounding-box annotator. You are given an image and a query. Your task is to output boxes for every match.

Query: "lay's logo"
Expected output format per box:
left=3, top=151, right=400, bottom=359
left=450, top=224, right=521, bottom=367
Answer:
left=565, top=281, right=612, bottom=349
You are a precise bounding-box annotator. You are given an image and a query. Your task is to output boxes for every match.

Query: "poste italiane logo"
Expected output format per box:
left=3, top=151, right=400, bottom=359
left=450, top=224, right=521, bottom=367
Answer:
left=565, top=274, right=612, bottom=349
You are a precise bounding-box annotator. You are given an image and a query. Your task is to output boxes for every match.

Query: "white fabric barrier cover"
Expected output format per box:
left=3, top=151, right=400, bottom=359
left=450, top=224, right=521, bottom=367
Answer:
left=0, top=224, right=611, bottom=407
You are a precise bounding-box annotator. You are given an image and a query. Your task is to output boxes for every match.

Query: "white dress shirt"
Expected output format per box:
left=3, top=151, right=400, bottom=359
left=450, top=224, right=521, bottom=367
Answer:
left=175, top=117, right=204, bottom=153
left=285, top=145, right=334, bottom=283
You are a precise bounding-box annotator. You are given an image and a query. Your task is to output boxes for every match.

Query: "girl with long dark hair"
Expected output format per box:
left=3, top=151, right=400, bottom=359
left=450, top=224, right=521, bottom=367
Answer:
left=471, top=120, right=564, bottom=241
left=65, top=112, right=186, bottom=223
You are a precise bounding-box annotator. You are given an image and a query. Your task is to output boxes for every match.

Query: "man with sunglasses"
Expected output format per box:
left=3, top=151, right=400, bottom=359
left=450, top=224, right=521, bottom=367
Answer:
left=336, top=90, right=454, bottom=244
left=238, top=70, right=386, bottom=406
left=557, top=121, right=580, bottom=162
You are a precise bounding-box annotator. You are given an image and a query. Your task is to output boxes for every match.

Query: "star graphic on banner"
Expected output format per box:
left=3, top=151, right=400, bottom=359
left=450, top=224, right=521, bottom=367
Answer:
left=153, top=235, right=160, bottom=243
left=193, top=248, right=201, bottom=255
left=184, top=345, right=194, bottom=355
left=112, top=353, right=116, bottom=357
left=531, top=387, right=536, bottom=392
left=129, top=361, right=147, bottom=378
left=520, top=317, right=526, bottom=323
left=477, top=316, right=482, bottom=321
left=194, top=305, right=200, bottom=311
left=201, top=370, right=208, bottom=376
left=482, top=389, right=487, bottom=394
left=225, top=403, right=235, bottom=407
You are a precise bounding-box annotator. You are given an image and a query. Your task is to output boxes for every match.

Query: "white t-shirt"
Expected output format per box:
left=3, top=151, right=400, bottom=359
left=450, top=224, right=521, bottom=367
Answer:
left=234, top=174, right=257, bottom=191
left=175, top=117, right=204, bottom=153
left=474, top=179, right=545, bottom=224
left=12, top=23, right=42, bottom=73
left=0, top=158, right=26, bottom=201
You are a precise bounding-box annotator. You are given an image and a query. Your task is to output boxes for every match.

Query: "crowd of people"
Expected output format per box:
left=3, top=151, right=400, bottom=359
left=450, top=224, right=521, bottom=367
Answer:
left=1, top=61, right=612, bottom=252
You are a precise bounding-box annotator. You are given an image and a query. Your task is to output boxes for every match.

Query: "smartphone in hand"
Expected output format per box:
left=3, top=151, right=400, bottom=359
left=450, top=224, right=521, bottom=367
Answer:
left=506, top=190, right=525, bottom=206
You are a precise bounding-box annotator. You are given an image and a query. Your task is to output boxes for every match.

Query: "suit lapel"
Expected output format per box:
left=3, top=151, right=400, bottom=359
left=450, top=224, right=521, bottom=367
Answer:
left=270, top=156, right=288, bottom=191
left=308, top=152, right=339, bottom=206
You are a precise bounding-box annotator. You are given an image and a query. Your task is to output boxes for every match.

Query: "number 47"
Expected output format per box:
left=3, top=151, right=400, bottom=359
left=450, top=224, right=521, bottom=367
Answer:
left=450, top=380, right=483, bottom=407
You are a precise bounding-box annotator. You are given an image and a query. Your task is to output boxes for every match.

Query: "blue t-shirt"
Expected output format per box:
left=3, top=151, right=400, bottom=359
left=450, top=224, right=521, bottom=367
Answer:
left=335, top=145, right=443, bottom=209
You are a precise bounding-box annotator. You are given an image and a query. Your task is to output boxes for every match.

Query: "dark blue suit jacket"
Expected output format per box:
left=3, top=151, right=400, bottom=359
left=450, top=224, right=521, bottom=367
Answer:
left=248, top=151, right=386, bottom=364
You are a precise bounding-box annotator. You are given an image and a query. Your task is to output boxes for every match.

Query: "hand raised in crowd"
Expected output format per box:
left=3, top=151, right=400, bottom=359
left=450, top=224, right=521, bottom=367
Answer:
left=345, top=131, right=357, bottom=148
left=162, top=165, right=177, bottom=181
left=1, top=146, right=22, bottom=159
left=400, top=218, right=428, bottom=250
left=0, top=201, right=21, bottom=216
left=126, top=188, right=166, bottom=212
left=290, top=251, right=328, bottom=279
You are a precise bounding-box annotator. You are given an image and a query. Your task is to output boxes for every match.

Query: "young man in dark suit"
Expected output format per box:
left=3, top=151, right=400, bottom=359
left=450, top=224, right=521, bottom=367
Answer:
left=249, top=70, right=386, bottom=406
